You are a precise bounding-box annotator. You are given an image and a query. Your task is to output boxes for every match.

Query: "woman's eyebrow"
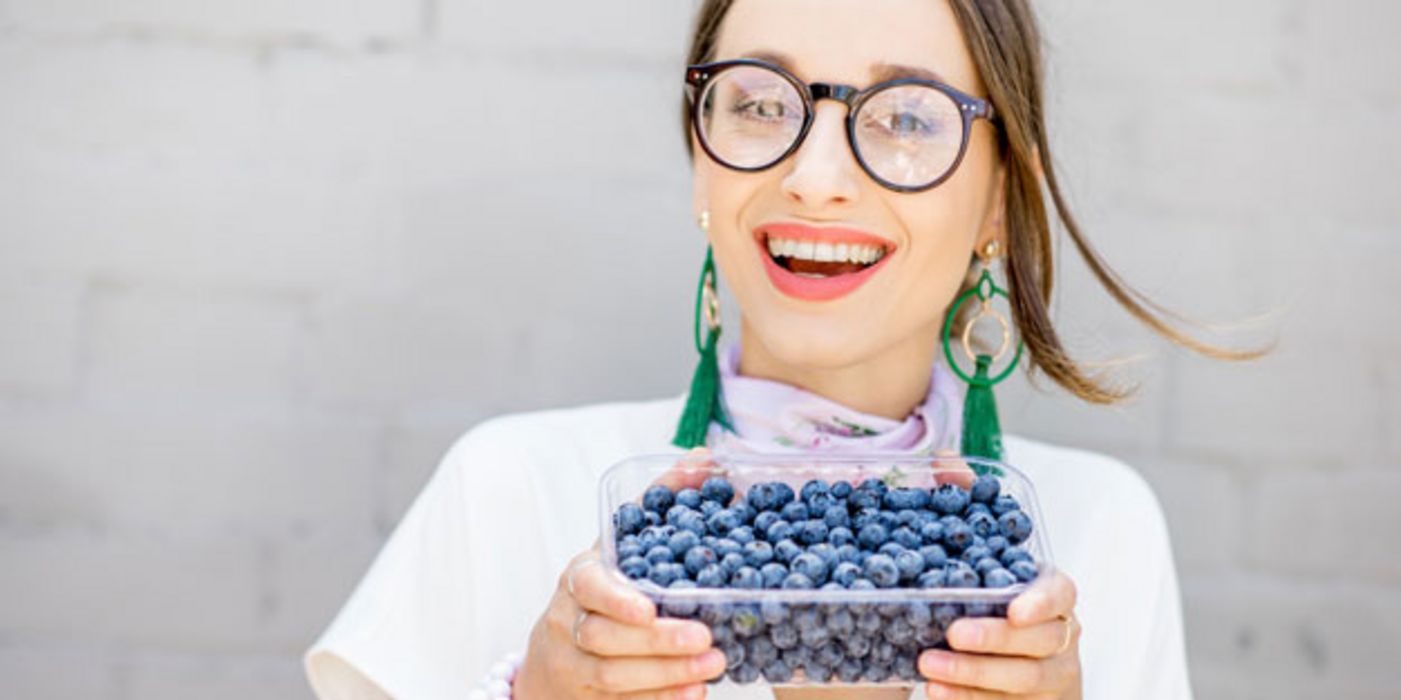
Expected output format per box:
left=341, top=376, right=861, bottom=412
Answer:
left=738, top=49, right=949, bottom=85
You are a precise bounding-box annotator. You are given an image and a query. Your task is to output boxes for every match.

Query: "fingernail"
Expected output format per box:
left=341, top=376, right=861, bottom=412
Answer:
left=954, top=622, right=983, bottom=648
left=694, top=649, right=724, bottom=674
left=922, top=650, right=954, bottom=677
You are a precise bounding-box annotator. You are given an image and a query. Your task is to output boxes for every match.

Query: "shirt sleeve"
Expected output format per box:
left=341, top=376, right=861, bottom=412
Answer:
left=303, top=415, right=547, bottom=699
left=1080, top=459, right=1195, bottom=700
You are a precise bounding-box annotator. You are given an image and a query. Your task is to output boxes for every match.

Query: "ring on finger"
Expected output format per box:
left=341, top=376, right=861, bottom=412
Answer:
left=1055, top=613, right=1076, bottom=655
left=572, top=609, right=591, bottom=649
left=565, top=557, right=602, bottom=599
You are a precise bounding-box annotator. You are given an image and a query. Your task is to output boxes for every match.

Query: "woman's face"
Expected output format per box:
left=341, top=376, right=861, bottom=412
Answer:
left=693, top=0, right=1004, bottom=372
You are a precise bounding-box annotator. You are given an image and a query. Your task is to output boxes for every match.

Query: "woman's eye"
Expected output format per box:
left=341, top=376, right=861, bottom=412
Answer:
left=734, top=98, right=791, bottom=121
left=873, top=111, right=933, bottom=137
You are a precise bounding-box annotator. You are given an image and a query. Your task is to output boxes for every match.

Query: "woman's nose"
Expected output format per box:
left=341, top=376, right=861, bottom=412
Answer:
left=780, top=101, right=862, bottom=208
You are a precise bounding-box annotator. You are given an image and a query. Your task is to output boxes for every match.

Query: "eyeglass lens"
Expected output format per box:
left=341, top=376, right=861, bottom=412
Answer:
left=695, top=64, right=966, bottom=189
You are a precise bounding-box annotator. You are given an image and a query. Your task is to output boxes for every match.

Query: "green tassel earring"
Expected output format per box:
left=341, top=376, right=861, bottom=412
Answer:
left=941, top=242, right=1024, bottom=474
left=672, top=234, right=735, bottom=448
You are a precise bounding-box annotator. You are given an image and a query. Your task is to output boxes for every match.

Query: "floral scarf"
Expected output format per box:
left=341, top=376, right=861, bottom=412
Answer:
left=703, top=341, right=963, bottom=456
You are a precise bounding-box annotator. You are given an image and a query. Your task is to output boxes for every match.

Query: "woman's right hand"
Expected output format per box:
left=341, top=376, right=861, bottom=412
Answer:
left=513, top=545, right=725, bottom=699
left=514, top=450, right=727, bottom=699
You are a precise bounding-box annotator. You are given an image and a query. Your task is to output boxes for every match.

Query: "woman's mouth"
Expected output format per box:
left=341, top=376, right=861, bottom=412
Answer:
left=754, top=222, right=896, bottom=302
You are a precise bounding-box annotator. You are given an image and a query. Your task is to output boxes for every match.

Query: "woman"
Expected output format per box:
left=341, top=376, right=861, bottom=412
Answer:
left=305, top=1, right=1263, bottom=698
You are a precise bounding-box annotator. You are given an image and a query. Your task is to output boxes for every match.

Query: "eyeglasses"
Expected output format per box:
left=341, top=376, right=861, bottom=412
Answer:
left=684, top=58, right=997, bottom=193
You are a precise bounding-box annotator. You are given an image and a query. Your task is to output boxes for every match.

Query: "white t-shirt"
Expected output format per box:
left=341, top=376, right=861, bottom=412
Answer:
left=303, top=393, right=1194, bottom=699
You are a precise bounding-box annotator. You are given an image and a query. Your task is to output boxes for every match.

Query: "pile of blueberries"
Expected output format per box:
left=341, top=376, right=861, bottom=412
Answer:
left=609, top=472, right=1042, bottom=684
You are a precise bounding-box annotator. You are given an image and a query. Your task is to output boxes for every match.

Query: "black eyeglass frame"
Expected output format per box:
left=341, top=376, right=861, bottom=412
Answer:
left=684, top=58, right=999, bottom=193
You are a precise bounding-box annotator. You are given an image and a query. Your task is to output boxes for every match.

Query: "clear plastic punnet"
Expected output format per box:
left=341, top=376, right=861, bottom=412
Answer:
left=598, top=451, right=1055, bottom=687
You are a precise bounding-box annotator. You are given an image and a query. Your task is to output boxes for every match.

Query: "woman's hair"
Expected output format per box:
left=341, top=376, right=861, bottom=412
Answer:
left=681, top=0, right=1273, bottom=405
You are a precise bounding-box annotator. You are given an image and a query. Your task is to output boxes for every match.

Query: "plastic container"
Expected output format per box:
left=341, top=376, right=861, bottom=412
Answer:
left=598, top=452, right=1055, bottom=687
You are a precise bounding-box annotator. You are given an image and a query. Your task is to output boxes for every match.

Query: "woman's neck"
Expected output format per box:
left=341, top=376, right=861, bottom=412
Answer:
left=737, top=317, right=939, bottom=421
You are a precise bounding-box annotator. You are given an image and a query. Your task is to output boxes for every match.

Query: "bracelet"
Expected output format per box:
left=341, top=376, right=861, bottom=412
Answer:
left=468, top=651, right=524, bottom=700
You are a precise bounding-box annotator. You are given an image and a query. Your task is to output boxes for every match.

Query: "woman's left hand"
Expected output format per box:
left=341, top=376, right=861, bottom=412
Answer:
left=917, top=568, right=1083, bottom=699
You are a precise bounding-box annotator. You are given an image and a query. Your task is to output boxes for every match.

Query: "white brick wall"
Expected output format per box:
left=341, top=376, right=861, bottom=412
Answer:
left=1, top=0, right=1398, bottom=698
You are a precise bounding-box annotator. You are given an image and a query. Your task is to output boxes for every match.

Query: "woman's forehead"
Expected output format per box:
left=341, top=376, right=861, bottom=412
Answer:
left=712, top=0, right=984, bottom=95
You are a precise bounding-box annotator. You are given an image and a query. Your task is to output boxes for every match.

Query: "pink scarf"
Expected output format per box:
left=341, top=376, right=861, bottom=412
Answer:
left=703, top=342, right=964, bottom=456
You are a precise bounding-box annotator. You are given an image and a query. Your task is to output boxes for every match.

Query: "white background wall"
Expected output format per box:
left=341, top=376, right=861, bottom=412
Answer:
left=1, top=1, right=1397, bottom=698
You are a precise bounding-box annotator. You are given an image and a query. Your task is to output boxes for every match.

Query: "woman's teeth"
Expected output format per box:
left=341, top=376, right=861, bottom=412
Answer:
left=766, top=237, right=886, bottom=265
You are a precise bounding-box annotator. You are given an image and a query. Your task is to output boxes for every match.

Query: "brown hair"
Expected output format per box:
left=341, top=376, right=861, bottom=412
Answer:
left=681, top=0, right=1273, bottom=405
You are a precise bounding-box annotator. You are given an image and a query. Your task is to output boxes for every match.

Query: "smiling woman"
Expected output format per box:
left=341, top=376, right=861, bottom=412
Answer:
left=303, top=2, right=1267, bottom=699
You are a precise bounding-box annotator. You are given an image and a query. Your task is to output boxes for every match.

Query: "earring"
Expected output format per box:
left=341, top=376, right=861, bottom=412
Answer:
left=671, top=211, right=735, bottom=448
left=941, top=240, right=1023, bottom=472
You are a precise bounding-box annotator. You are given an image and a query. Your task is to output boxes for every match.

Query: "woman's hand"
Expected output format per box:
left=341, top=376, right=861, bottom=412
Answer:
left=514, top=448, right=727, bottom=699
left=918, top=568, right=1083, bottom=700
left=513, top=545, right=726, bottom=700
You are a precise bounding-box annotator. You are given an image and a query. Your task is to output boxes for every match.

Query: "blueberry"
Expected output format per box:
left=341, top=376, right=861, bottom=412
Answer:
left=944, top=562, right=980, bottom=588
left=741, top=540, right=774, bottom=568
left=706, top=508, right=740, bottom=536
left=960, top=544, right=992, bottom=565
left=760, top=599, right=789, bottom=625
left=683, top=546, right=717, bottom=576
left=769, top=482, right=796, bottom=509
left=780, top=572, right=815, bottom=589
left=791, top=552, right=828, bottom=584
left=891, top=526, right=922, bottom=550
left=727, top=525, right=756, bottom=545
left=727, top=661, right=760, bottom=683
left=769, top=621, right=798, bottom=648
left=804, top=660, right=833, bottom=683
left=830, top=480, right=854, bottom=499
left=864, top=553, right=900, bottom=588
left=765, top=519, right=795, bottom=543
left=983, top=567, right=1017, bottom=588
left=822, top=505, right=851, bottom=529
left=774, top=539, right=803, bottom=565
left=999, top=545, right=1033, bottom=567
left=857, top=522, right=889, bottom=550
left=645, top=544, right=674, bottom=565
left=712, top=537, right=741, bottom=559
left=696, top=563, right=726, bottom=587
left=983, top=534, right=1010, bottom=555
left=800, top=479, right=828, bottom=503
left=831, top=561, right=862, bottom=586
left=732, top=606, right=763, bottom=637
left=642, top=485, right=674, bottom=514
left=991, top=494, right=1021, bottom=517
left=620, top=555, right=650, bottom=579
left=700, top=476, right=735, bottom=505
left=850, top=488, right=881, bottom=511
left=616, top=538, right=642, bottom=561
left=643, top=511, right=661, bottom=527
left=730, top=566, right=763, bottom=589
left=966, top=501, right=992, bottom=516
left=966, top=511, right=999, bottom=539
left=674, top=510, right=707, bottom=537
left=836, top=658, right=865, bottom=682
left=799, top=623, right=830, bottom=649
left=720, top=641, right=746, bottom=669
left=719, top=552, right=745, bottom=577
left=797, top=519, right=829, bottom=546
left=1009, top=559, right=1039, bottom=582
left=970, top=474, right=1001, bottom=503
left=753, top=510, right=780, bottom=534
left=894, top=549, right=925, bottom=582
left=730, top=502, right=756, bottom=525
left=761, top=659, right=793, bottom=683
left=614, top=503, right=645, bottom=536
left=835, top=544, right=862, bottom=564
left=745, top=483, right=775, bottom=512
left=780, top=501, right=809, bottom=522
left=827, top=526, right=855, bottom=547
left=917, top=568, right=947, bottom=588
left=883, top=487, right=930, bottom=511
left=807, top=542, right=838, bottom=571
left=698, top=500, right=721, bottom=518
left=667, top=530, right=700, bottom=558
left=760, top=562, right=789, bottom=589
left=649, top=562, right=681, bottom=586
left=919, top=521, right=945, bottom=545
left=878, top=542, right=907, bottom=558
left=943, top=520, right=974, bottom=553
left=998, top=510, right=1033, bottom=544
left=932, top=483, right=971, bottom=515
left=918, top=544, right=948, bottom=569
left=747, top=635, right=778, bottom=666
